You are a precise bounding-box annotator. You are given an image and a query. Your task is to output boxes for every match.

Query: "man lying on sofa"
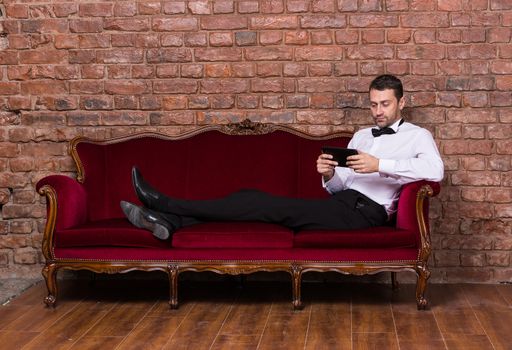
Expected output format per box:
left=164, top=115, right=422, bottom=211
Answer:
left=121, top=74, right=445, bottom=240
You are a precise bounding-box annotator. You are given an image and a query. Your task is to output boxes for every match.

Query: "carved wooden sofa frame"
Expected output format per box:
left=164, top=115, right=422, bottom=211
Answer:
left=38, top=119, right=439, bottom=310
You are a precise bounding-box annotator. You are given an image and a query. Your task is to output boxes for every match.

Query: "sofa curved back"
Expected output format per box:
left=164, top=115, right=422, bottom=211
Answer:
left=73, top=130, right=351, bottom=222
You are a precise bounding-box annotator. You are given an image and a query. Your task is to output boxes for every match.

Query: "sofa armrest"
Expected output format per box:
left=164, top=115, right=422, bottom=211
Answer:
left=36, top=175, right=87, bottom=259
left=396, top=180, right=441, bottom=258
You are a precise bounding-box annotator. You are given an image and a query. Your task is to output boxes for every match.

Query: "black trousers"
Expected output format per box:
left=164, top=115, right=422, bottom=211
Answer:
left=152, top=189, right=388, bottom=231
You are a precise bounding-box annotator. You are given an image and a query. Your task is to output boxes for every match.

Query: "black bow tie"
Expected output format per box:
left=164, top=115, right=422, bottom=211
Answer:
left=371, top=127, right=396, bottom=137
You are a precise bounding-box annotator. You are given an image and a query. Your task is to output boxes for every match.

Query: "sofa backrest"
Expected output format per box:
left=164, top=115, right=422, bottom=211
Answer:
left=73, top=126, right=351, bottom=222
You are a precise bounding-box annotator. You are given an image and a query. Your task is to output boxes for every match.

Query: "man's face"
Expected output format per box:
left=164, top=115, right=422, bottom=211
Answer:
left=369, top=88, right=405, bottom=128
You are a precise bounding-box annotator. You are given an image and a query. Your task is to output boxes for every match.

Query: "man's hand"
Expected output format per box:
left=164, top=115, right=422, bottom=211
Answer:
left=346, top=151, right=379, bottom=173
left=317, top=154, right=338, bottom=181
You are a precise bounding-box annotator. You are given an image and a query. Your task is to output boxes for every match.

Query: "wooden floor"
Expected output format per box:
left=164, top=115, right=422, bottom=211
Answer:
left=0, top=275, right=511, bottom=350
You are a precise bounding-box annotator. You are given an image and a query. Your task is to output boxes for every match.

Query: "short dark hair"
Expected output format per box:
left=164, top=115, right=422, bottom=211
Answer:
left=369, top=74, right=403, bottom=100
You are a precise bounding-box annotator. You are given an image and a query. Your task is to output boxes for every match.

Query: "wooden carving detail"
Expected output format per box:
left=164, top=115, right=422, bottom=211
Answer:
left=37, top=185, right=57, bottom=261
left=42, top=262, right=58, bottom=307
left=221, top=119, right=276, bottom=135
left=415, top=262, right=431, bottom=310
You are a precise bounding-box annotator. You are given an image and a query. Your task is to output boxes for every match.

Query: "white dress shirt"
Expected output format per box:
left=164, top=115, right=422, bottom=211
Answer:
left=323, top=119, right=444, bottom=216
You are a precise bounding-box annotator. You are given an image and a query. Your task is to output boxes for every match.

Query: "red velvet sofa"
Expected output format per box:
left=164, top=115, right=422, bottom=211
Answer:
left=36, top=119, right=440, bottom=309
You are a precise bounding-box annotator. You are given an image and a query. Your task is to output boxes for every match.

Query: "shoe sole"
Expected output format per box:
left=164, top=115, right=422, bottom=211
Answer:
left=121, top=201, right=170, bottom=240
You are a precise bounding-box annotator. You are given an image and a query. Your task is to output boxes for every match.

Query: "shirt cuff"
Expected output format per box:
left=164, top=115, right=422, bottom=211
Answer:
left=378, top=159, right=397, bottom=176
left=323, top=169, right=350, bottom=194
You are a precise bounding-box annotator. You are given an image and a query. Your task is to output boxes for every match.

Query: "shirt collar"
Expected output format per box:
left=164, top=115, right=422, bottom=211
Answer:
left=387, top=118, right=404, bottom=133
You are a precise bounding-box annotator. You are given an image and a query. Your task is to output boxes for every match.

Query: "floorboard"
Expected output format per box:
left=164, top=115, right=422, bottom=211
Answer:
left=2, top=278, right=511, bottom=349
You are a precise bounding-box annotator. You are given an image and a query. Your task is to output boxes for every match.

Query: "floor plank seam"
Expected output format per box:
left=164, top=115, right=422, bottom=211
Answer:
left=255, top=300, right=273, bottom=350
left=303, top=300, right=313, bottom=350
left=114, top=298, right=159, bottom=349
left=463, top=286, right=498, bottom=350
left=161, top=302, right=197, bottom=350
left=431, top=303, right=449, bottom=350
left=209, top=295, right=237, bottom=350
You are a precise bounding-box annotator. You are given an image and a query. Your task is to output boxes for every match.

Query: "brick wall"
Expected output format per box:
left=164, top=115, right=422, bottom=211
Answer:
left=0, top=0, right=510, bottom=282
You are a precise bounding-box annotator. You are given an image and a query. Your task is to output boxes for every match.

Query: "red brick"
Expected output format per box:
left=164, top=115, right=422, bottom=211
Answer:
left=21, top=19, right=68, bottom=34
left=213, top=1, right=234, bottom=13
left=451, top=171, right=501, bottom=186
left=238, top=95, right=259, bottom=108
left=108, top=65, right=131, bottom=79
left=486, top=252, right=510, bottom=267
left=102, top=111, right=147, bottom=125
left=401, top=13, right=449, bottom=27
left=184, top=33, right=207, bottom=47
left=360, top=62, right=385, bottom=75
left=209, top=32, right=233, bottom=46
left=410, top=0, right=436, bottom=10
left=434, top=251, right=460, bottom=267
left=462, top=92, right=488, bottom=107
left=201, top=17, right=247, bottom=30
left=113, top=2, right=137, bottom=16
left=146, top=48, right=192, bottom=63
left=496, top=76, right=512, bottom=90
left=156, top=65, right=179, bottom=78
left=69, top=19, right=103, bottom=33
left=181, top=64, right=203, bottom=78
left=499, top=44, right=512, bottom=58
left=438, top=0, right=462, bottom=11
left=196, top=111, right=245, bottom=124
left=211, top=95, right=235, bottom=109
left=0, top=51, right=18, bottom=65
left=260, top=31, right=283, bottom=45
left=238, top=1, right=259, bottom=13
left=189, top=96, right=209, bottom=109
left=296, top=47, right=341, bottom=60
left=79, top=3, right=113, bottom=17
left=154, top=79, right=199, bottom=94
left=284, top=31, right=308, bottom=45
left=138, top=2, right=161, bottom=14
left=162, top=1, right=186, bottom=14
left=460, top=156, right=486, bottom=170
left=205, top=63, right=231, bottom=78
left=232, top=63, right=256, bottom=78
left=386, top=61, right=409, bottom=75
left=153, top=18, right=198, bottom=31
left=411, top=61, right=435, bottom=75
left=409, top=92, right=436, bottom=107
left=162, top=96, right=187, bottom=110
left=361, top=30, right=384, bottom=44
left=301, top=15, right=346, bottom=28
left=471, top=12, right=500, bottom=26
left=398, top=45, right=445, bottom=59
left=195, top=48, right=242, bottom=61
left=298, top=78, right=343, bottom=92
left=497, top=139, right=512, bottom=154
left=79, top=34, right=110, bottom=48
left=346, top=45, right=394, bottom=60
left=150, top=111, right=195, bottom=125
left=286, top=0, right=308, bottom=12
left=436, top=92, right=461, bottom=107
left=162, top=34, right=184, bottom=47
left=460, top=252, right=486, bottom=267
left=5, top=4, right=29, bottom=18
left=257, top=62, right=281, bottom=77
left=349, top=14, right=398, bottom=27
left=251, top=78, right=284, bottom=92
left=7, top=97, right=31, bottom=111
left=20, top=81, right=67, bottom=95
left=385, top=0, right=409, bottom=10
left=53, top=3, right=78, bottom=17
left=309, top=63, right=332, bottom=76
left=496, top=204, right=512, bottom=218
left=297, top=110, right=344, bottom=124
left=310, top=94, right=334, bottom=108
left=311, top=31, right=333, bottom=44
left=105, top=80, right=151, bottom=95
left=334, top=30, right=359, bottom=44
left=189, top=0, right=211, bottom=14
left=235, top=31, right=257, bottom=46
left=0, top=82, right=19, bottom=95
left=103, top=18, right=149, bottom=32
left=488, top=155, right=512, bottom=171
left=97, top=49, right=144, bottom=63
left=250, top=16, right=297, bottom=29
left=334, top=62, right=358, bottom=76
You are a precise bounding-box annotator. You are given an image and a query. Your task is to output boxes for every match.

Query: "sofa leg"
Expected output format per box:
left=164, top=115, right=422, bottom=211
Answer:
left=415, top=265, right=430, bottom=310
left=391, top=272, right=399, bottom=290
left=42, top=262, right=58, bottom=307
left=291, top=264, right=303, bottom=310
left=168, top=264, right=179, bottom=309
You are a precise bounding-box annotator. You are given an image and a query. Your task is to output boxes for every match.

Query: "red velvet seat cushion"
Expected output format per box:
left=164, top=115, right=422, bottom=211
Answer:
left=55, top=219, right=171, bottom=249
left=172, top=222, right=294, bottom=248
left=293, top=227, right=417, bottom=249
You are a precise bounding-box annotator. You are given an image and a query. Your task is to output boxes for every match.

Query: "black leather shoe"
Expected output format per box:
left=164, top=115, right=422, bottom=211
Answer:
left=132, top=167, right=163, bottom=210
left=120, top=201, right=175, bottom=240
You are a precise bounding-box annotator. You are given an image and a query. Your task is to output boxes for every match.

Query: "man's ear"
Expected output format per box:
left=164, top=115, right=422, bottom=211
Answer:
left=398, top=96, right=405, bottom=110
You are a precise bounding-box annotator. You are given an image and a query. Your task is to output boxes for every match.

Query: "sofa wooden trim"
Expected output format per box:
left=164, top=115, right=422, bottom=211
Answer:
left=38, top=120, right=437, bottom=310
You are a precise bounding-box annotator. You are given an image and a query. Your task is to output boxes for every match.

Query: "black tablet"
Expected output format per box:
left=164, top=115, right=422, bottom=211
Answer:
left=321, top=147, right=358, bottom=167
